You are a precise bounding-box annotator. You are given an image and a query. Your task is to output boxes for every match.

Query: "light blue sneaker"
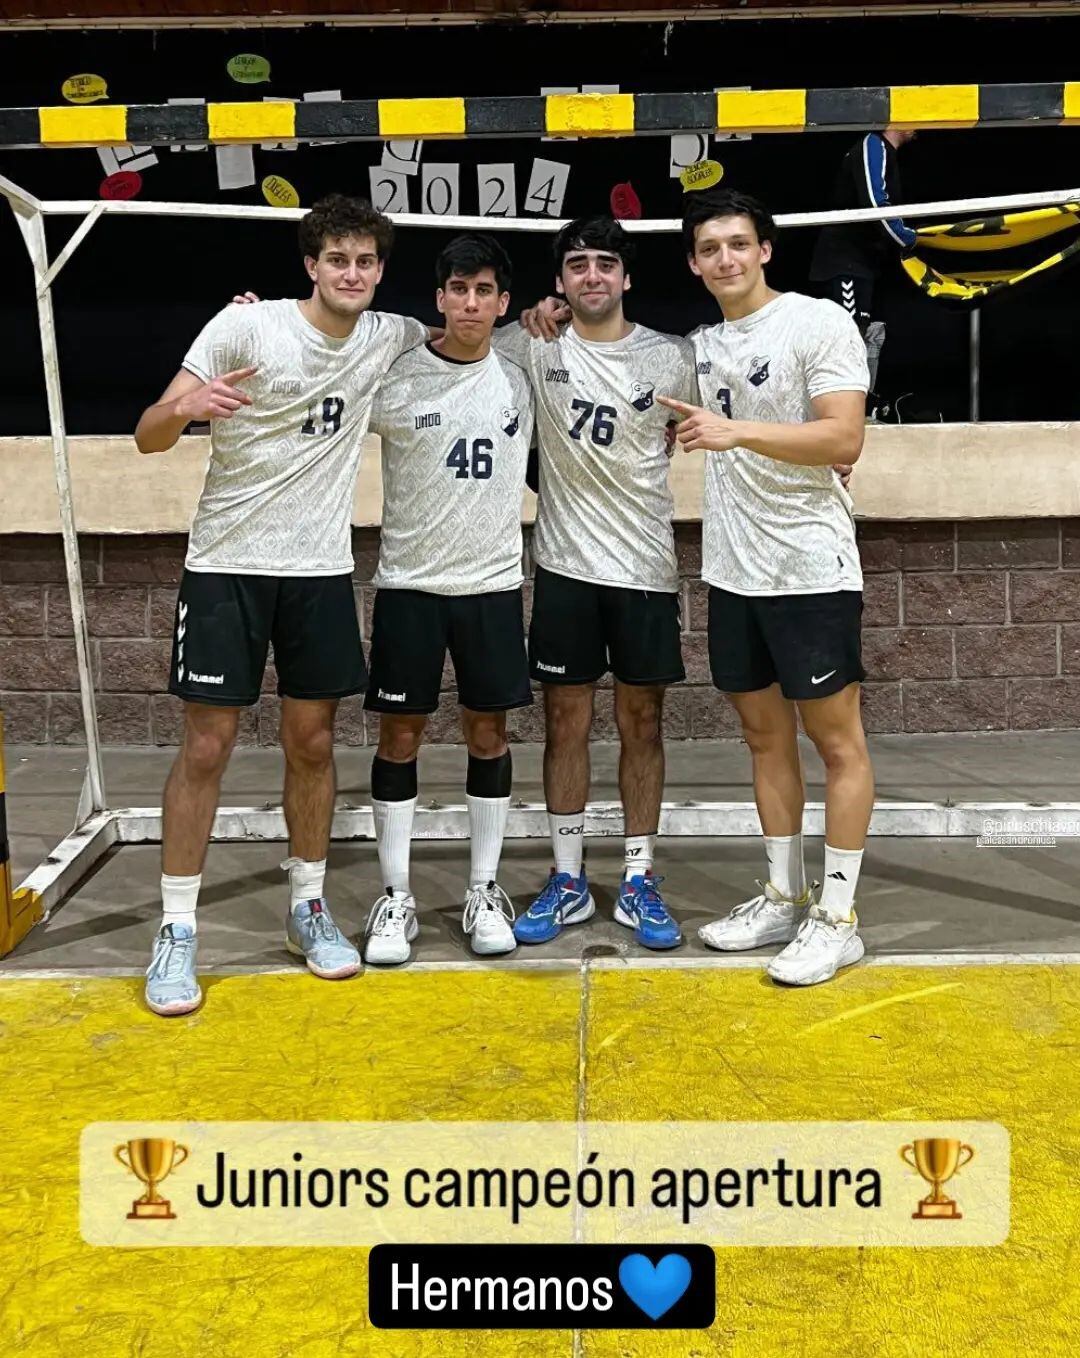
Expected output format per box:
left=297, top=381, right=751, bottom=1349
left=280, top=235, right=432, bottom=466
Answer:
left=286, top=899, right=361, bottom=979
left=614, top=874, right=682, bottom=951
left=145, top=922, right=202, bottom=1017
left=513, top=869, right=594, bottom=945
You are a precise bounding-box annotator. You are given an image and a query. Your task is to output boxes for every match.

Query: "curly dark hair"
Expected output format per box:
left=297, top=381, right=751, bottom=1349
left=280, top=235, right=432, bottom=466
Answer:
left=299, top=194, right=395, bottom=263
left=681, top=189, right=779, bottom=256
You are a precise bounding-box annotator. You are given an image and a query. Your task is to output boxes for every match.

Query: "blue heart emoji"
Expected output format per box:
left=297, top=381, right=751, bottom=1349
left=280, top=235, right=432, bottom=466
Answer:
left=618, top=1252, right=692, bottom=1320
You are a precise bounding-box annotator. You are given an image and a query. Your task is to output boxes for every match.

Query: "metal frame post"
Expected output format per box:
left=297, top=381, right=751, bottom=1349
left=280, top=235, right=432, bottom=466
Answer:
left=969, top=307, right=981, bottom=422
left=2, top=174, right=106, bottom=815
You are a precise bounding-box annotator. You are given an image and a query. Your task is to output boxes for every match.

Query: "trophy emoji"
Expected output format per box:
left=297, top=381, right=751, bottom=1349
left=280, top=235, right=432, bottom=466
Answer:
left=900, top=1137, right=974, bottom=1219
left=115, top=1138, right=189, bottom=1220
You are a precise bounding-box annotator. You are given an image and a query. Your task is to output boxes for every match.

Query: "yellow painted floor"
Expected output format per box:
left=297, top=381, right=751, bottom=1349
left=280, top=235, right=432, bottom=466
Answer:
left=0, top=964, right=1077, bottom=1357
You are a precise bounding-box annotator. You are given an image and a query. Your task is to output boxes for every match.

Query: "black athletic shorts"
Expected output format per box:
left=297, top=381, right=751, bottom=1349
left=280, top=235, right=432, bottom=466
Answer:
left=529, top=564, right=685, bottom=687
left=708, top=586, right=865, bottom=701
left=364, top=586, right=532, bottom=715
left=167, top=569, right=367, bottom=707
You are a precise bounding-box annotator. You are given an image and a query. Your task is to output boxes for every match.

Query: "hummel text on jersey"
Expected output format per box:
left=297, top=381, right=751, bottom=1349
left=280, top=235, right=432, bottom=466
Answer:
left=545, top=368, right=570, bottom=384
left=415, top=412, right=442, bottom=430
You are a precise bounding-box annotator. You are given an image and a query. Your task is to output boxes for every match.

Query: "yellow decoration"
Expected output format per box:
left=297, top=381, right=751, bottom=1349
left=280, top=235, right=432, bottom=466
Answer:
left=61, top=74, right=108, bottom=105
left=679, top=159, right=724, bottom=192
left=262, top=175, right=300, bottom=209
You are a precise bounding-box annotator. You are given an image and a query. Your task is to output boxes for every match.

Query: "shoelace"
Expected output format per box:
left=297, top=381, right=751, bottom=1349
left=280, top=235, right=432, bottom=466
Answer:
left=300, top=900, right=338, bottom=944
left=786, top=914, right=836, bottom=953
left=628, top=875, right=670, bottom=924
left=527, top=871, right=566, bottom=917
left=367, top=894, right=411, bottom=937
left=729, top=880, right=772, bottom=919
left=463, top=882, right=515, bottom=933
left=146, top=931, right=194, bottom=983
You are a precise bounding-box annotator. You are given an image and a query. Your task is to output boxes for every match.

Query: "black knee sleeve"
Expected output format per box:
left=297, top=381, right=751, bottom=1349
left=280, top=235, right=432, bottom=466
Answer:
left=371, top=755, right=418, bottom=802
left=466, top=750, right=512, bottom=798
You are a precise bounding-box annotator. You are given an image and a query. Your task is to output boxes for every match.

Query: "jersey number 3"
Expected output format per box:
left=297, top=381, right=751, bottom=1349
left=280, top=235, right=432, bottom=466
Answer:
left=301, top=396, right=345, bottom=436
left=446, top=437, right=493, bottom=480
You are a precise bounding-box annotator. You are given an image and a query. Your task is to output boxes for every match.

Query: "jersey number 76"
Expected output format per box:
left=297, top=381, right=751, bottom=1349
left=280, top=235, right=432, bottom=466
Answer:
left=569, top=400, right=617, bottom=447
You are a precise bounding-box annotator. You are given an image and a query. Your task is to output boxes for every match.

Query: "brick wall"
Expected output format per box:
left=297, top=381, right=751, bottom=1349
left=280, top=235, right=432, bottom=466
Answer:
left=1, top=521, right=1079, bottom=745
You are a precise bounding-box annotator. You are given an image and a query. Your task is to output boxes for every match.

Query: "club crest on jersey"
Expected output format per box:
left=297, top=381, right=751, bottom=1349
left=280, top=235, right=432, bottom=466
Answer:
left=747, top=355, right=771, bottom=387
left=501, top=406, right=521, bottom=436
left=629, top=381, right=655, bottom=413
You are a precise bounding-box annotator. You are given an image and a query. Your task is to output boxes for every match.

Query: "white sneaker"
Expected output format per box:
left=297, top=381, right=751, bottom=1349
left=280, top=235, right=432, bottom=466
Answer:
left=698, top=881, right=811, bottom=952
left=462, top=881, right=517, bottom=956
left=363, top=890, right=418, bottom=965
left=767, top=907, right=865, bottom=986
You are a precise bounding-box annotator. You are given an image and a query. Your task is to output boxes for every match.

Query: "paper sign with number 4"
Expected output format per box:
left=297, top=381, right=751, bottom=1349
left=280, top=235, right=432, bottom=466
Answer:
left=525, top=159, right=569, bottom=218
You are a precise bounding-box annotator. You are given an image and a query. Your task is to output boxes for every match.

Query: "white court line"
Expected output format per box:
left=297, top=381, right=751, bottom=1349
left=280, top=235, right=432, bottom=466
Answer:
left=2, top=952, right=1079, bottom=981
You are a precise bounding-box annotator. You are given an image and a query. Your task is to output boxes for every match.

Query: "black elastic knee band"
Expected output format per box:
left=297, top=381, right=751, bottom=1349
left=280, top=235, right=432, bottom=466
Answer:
left=466, top=750, right=512, bottom=799
left=371, top=755, right=417, bottom=802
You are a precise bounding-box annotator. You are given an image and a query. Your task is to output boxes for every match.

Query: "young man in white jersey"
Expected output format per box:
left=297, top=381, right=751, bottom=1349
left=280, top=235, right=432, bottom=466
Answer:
left=660, top=189, right=873, bottom=987
left=494, top=217, right=698, bottom=952
left=134, top=195, right=430, bottom=1016
left=360, top=234, right=535, bottom=965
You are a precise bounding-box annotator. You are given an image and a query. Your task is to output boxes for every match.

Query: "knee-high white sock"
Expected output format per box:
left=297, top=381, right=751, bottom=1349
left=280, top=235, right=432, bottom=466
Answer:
left=281, top=857, right=327, bottom=913
left=818, top=845, right=863, bottom=922
left=373, top=798, right=416, bottom=895
left=548, top=811, right=585, bottom=878
left=160, top=873, right=200, bottom=933
left=468, top=796, right=510, bottom=886
left=764, top=833, right=806, bottom=901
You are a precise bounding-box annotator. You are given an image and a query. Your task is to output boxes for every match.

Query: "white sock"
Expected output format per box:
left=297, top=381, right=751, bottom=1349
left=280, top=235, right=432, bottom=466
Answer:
left=373, top=796, right=416, bottom=895
left=548, top=811, right=585, bottom=878
left=624, top=833, right=654, bottom=879
left=160, top=873, right=200, bottom=933
left=818, top=845, right=864, bottom=922
left=281, top=856, right=327, bottom=913
left=764, top=833, right=806, bottom=901
left=468, top=794, right=510, bottom=887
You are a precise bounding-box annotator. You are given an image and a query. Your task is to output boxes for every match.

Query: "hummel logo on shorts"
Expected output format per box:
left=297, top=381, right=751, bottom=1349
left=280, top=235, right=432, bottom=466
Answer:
left=190, top=672, right=225, bottom=685
left=378, top=689, right=406, bottom=702
left=536, top=661, right=566, bottom=674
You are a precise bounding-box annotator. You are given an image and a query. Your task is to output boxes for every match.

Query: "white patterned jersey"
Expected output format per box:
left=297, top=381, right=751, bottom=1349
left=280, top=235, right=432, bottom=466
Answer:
left=182, top=300, right=426, bottom=575
left=690, top=292, right=869, bottom=596
left=494, top=322, right=697, bottom=593
left=369, top=344, right=535, bottom=595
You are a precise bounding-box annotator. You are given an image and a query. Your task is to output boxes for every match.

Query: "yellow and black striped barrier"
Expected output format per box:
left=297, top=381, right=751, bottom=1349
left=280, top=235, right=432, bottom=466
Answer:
left=1, top=82, right=1078, bottom=149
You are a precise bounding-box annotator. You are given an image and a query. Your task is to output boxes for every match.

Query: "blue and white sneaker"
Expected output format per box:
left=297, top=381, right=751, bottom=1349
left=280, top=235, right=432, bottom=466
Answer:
left=145, top=922, right=202, bottom=1017
left=286, top=899, right=361, bottom=979
left=614, top=873, right=682, bottom=950
left=513, top=870, right=594, bottom=944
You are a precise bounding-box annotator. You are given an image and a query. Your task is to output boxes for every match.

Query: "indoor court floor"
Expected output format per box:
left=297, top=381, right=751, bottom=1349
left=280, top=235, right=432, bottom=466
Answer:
left=2, top=731, right=1078, bottom=1356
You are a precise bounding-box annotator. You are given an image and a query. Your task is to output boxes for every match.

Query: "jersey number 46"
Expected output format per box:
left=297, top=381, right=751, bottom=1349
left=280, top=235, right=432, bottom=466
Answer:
left=446, top=437, right=494, bottom=480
